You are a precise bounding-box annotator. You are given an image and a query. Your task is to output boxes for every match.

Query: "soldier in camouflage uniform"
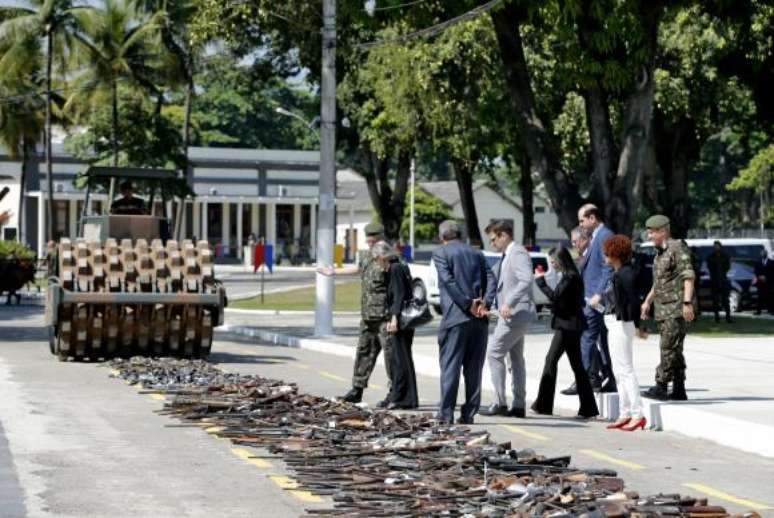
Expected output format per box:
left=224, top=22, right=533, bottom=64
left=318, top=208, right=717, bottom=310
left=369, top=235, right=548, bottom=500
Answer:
left=318, top=222, right=393, bottom=404
left=639, top=215, right=696, bottom=401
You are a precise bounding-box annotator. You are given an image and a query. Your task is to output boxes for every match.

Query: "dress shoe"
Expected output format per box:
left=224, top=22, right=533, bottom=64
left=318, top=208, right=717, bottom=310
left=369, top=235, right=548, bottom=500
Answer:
left=560, top=383, right=578, bottom=396
left=508, top=407, right=526, bottom=418
left=479, top=404, right=509, bottom=416
left=435, top=414, right=452, bottom=425
left=668, top=379, right=688, bottom=401
left=376, top=398, right=390, bottom=408
left=339, top=387, right=363, bottom=403
left=620, top=416, right=646, bottom=431
left=641, top=382, right=669, bottom=401
left=575, top=413, right=598, bottom=420
left=606, top=417, right=631, bottom=429
left=530, top=403, right=552, bottom=416
left=457, top=416, right=474, bottom=425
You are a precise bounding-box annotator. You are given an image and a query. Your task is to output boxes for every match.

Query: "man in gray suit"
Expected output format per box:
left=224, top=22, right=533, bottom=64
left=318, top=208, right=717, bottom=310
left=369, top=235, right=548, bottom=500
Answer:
left=433, top=220, right=497, bottom=424
left=480, top=220, right=536, bottom=418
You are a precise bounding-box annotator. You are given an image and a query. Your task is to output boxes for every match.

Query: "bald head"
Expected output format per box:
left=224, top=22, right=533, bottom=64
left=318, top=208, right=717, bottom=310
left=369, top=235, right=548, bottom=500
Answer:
left=578, top=203, right=602, bottom=231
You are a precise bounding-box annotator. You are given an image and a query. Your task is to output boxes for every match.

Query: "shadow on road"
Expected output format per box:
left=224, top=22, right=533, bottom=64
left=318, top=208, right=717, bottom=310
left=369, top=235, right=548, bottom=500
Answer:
left=210, top=352, right=300, bottom=366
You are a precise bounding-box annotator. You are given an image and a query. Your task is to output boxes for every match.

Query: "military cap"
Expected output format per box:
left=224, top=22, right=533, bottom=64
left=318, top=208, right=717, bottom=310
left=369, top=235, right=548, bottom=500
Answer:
left=645, top=214, right=670, bottom=229
left=364, top=222, right=384, bottom=236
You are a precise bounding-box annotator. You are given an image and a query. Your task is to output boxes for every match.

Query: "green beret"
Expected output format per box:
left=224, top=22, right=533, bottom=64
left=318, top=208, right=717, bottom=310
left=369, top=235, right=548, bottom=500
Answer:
left=645, top=214, right=670, bottom=229
left=364, top=222, right=384, bottom=236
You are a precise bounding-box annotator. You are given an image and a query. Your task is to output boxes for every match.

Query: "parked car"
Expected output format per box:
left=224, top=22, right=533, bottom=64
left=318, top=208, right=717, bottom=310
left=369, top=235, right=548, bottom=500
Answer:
left=408, top=250, right=558, bottom=316
left=636, top=238, right=770, bottom=312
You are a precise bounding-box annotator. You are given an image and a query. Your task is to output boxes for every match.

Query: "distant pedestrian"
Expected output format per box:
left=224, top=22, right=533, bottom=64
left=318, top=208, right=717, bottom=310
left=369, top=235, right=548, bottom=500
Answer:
left=318, top=223, right=393, bottom=405
left=373, top=242, right=419, bottom=410
left=433, top=220, right=496, bottom=424
left=480, top=220, right=535, bottom=419
left=639, top=215, right=695, bottom=401
left=531, top=246, right=599, bottom=419
left=706, top=241, right=732, bottom=323
left=602, top=235, right=646, bottom=431
left=754, top=249, right=774, bottom=314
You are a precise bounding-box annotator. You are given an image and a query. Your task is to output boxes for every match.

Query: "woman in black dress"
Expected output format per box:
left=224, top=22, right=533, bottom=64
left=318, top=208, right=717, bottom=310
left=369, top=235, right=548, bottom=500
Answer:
left=531, top=246, right=599, bottom=419
left=373, top=242, right=418, bottom=410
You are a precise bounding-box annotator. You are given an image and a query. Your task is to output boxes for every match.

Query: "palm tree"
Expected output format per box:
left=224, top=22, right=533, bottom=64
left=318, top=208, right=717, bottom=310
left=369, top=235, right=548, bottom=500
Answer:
left=136, top=0, right=201, bottom=238
left=66, top=0, right=163, bottom=200
left=0, top=0, right=93, bottom=242
left=0, top=35, right=45, bottom=244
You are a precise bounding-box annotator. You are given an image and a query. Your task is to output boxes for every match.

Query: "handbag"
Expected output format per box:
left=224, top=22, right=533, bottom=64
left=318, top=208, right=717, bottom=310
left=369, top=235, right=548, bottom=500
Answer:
left=399, top=277, right=433, bottom=329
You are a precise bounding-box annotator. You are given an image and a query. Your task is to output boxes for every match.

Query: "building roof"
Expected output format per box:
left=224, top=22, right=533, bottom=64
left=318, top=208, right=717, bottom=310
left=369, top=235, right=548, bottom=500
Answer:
left=420, top=180, right=488, bottom=207
left=337, top=180, right=372, bottom=211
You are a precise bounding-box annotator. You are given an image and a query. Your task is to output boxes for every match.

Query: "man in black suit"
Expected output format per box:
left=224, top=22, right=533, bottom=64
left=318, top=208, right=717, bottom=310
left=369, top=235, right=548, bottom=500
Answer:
left=433, top=220, right=496, bottom=424
left=754, top=249, right=774, bottom=315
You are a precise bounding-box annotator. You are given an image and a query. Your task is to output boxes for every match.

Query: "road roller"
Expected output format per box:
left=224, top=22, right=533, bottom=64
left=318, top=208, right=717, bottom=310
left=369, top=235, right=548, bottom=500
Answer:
left=44, top=167, right=226, bottom=361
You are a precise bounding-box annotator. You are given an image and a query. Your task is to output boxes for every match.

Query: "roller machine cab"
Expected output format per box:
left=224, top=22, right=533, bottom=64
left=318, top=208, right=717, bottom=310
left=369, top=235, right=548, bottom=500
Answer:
left=44, top=167, right=226, bottom=361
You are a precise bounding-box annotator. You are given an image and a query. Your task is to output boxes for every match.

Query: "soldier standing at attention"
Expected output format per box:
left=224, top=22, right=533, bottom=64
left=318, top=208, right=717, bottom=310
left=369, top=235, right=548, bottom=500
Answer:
left=639, top=215, right=696, bottom=401
left=317, top=223, right=393, bottom=405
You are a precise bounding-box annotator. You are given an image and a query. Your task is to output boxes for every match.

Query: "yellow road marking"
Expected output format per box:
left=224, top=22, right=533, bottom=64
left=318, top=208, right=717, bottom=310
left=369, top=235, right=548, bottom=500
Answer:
left=683, top=483, right=773, bottom=511
left=370, top=383, right=384, bottom=390
left=109, top=369, right=121, bottom=376
left=294, top=364, right=312, bottom=370
left=318, top=370, right=347, bottom=383
left=231, top=448, right=272, bottom=468
left=204, top=426, right=225, bottom=434
left=149, top=393, right=166, bottom=401
left=578, top=449, right=645, bottom=471
left=500, top=424, right=549, bottom=442
left=269, top=475, right=323, bottom=503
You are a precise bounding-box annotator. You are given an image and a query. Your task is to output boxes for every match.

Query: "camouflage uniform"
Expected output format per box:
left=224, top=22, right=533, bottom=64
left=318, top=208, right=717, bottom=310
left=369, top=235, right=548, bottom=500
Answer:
left=652, top=238, right=695, bottom=384
left=351, top=254, right=393, bottom=389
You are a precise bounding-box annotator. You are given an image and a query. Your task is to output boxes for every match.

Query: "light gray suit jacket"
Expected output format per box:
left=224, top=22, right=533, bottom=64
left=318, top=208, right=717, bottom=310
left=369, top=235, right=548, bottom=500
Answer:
left=496, top=242, right=536, bottom=326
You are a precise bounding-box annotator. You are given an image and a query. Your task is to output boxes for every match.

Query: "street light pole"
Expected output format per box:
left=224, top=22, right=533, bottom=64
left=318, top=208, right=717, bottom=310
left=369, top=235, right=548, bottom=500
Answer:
left=315, top=0, right=336, bottom=337
left=409, top=158, right=415, bottom=260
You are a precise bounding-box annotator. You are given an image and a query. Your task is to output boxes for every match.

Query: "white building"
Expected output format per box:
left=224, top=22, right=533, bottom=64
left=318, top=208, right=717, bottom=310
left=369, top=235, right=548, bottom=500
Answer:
left=0, top=146, right=568, bottom=260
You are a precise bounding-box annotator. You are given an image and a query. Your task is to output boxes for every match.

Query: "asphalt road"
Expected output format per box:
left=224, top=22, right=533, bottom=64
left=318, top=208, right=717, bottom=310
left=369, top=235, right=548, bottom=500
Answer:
left=1, top=306, right=773, bottom=517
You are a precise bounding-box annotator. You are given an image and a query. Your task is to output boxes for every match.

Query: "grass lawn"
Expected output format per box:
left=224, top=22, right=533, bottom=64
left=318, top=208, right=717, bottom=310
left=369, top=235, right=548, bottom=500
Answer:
left=230, top=280, right=362, bottom=312
left=642, top=314, right=774, bottom=337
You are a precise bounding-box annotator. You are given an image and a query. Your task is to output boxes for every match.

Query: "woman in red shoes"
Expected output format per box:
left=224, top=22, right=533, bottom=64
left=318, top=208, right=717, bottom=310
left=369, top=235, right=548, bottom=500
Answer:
left=601, top=235, right=646, bottom=431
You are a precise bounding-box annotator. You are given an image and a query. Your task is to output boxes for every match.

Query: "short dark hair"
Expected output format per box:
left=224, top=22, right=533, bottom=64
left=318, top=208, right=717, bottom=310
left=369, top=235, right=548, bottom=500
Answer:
left=120, top=180, right=134, bottom=191
left=484, top=219, right=513, bottom=238
left=714, top=240, right=722, bottom=247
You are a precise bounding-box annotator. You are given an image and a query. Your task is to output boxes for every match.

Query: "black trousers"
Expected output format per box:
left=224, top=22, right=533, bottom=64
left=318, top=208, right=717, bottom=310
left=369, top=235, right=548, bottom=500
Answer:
left=388, top=329, right=418, bottom=407
left=533, top=329, right=599, bottom=418
left=710, top=280, right=731, bottom=318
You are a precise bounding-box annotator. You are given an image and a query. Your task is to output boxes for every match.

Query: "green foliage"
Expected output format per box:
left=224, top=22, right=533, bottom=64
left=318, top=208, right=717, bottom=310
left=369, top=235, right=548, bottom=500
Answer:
left=65, top=86, right=185, bottom=170
left=729, top=144, right=774, bottom=192
left=189, top=56, right=318, bottom=150
left=0, top=240, right=36, bottom=261
left=399, top=187, right=452, bottom=242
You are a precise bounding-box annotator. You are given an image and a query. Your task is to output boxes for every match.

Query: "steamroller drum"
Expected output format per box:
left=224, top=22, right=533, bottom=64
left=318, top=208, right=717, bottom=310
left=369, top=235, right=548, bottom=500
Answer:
left=47, top=238, right=223, bottom=361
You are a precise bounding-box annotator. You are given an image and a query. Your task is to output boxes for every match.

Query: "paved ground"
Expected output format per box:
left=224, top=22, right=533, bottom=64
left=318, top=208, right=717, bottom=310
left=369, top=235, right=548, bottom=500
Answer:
left=1, top=305, right=773, bottom=516
left=223, top=310, right=774, bottom=432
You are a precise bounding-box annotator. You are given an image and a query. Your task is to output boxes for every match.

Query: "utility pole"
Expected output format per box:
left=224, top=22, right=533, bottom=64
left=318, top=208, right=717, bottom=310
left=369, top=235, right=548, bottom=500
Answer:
left=315, top=0, right=336, bottom=336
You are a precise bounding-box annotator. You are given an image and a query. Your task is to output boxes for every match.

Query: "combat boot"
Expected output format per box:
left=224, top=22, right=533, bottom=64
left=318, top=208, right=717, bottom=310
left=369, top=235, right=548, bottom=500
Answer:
left=669, top=378, right=688, bottom=400
left=641, top=382, right=669, bottom=401
left=339, top=387, right=363, bottom=403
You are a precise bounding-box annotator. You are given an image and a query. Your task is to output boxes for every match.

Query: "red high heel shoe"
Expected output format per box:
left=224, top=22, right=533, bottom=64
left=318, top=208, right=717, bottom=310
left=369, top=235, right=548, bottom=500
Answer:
left=606, top=417, right=631, bottom=430
left=620, top=416, right=646, bottom=431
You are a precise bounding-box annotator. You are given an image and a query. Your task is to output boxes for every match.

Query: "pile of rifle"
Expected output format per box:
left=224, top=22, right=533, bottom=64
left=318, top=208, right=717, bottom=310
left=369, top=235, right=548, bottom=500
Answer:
left=109, top=358, right=758, bottom=518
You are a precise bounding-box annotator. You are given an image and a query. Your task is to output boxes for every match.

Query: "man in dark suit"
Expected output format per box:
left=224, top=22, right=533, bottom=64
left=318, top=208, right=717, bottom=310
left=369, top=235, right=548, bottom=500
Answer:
left=433, top=220, right=496, bottom=424
left=575, top=204, right=616, bottom=393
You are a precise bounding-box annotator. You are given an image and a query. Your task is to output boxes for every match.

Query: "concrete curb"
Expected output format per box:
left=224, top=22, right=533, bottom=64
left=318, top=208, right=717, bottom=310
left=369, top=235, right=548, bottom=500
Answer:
left=225, top=308, right=361, bottom=317
left=217, top=324, right=774, bottom=459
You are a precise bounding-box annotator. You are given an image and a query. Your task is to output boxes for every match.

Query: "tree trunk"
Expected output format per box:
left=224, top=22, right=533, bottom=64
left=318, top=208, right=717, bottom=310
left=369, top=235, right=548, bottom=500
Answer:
left=519, top=154, right=535, bottom=246
left=451, top=158, right=482, bottom=247
left=19, top=139, right=30, bottom=244
left=108, top=77, right=119, bottom=203
left=360, top=147, right=411, bottom=242
left=490, top=4, right=583, bottom=235
left=45, top=31, right=54, bottom=242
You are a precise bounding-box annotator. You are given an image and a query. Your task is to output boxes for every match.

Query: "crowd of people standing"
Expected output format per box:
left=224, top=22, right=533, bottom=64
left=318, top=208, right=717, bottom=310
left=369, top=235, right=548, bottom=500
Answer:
left=320, top=204, right=700, bottom=428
